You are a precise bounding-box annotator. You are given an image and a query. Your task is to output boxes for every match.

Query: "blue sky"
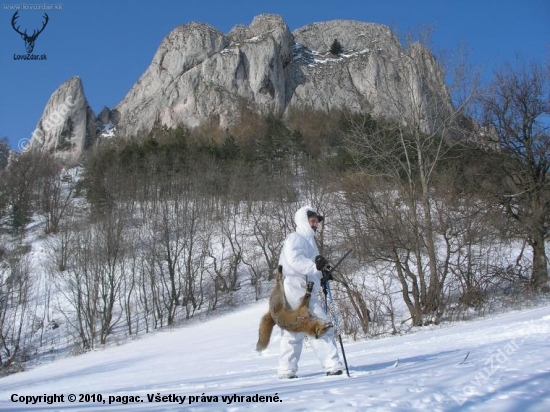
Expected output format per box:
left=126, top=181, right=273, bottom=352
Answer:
left=1, top=0, right=549, bottom=151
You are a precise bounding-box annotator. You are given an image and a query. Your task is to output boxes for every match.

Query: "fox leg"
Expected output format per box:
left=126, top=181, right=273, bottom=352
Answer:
left=301, top=281, right=314, bottom=305
left=301, top=282, right=333, bottom=338
left=295, top=281, right=314, bottom=321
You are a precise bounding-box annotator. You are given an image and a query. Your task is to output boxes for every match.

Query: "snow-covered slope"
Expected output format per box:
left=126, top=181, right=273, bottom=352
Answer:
left=1, top=301, right=549, bottom=411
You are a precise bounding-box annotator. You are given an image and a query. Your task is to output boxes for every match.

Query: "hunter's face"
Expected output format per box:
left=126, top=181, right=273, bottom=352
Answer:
left=308, top=216, right=319, bottom=232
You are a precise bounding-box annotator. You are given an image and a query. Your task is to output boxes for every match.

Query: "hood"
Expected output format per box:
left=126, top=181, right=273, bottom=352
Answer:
left=294, top=205, right=317, bottom=242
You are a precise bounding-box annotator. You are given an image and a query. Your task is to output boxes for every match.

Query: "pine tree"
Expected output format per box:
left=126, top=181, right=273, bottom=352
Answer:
left=221, top=134, right=239, bottom=161
left=330, top=39, right=343, bottom=55
left=0, top=137, right=10, bottom=171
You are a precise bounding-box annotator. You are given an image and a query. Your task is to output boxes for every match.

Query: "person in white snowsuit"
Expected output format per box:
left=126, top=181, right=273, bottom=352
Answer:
left=277, top=205, right=343, bottom=378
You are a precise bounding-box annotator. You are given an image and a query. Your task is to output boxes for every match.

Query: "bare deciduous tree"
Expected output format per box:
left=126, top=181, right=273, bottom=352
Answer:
left=54, top=207, right=126, bottom=349
left=341, top=33, right=478, bottom=321
left=477, top=59, right=550, bottom=287
left=0, top=253, right=33, bottom=373
left=35, top=154, right=75, bottom=234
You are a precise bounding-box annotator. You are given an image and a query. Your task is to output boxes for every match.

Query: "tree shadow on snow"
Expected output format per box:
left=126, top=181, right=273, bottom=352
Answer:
left=349, top=349, right=463, bottom=374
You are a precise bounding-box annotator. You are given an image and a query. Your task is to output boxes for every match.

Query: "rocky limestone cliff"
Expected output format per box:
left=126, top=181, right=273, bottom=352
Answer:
left=114, top=14, right=453, bottom=138
left=114, top=14, right=295, bottom=136
left=27, top=76, right=97, bottom=162
left=29, top=14, right=455, bottom=158
left=287, top=20, right=452, bottom=129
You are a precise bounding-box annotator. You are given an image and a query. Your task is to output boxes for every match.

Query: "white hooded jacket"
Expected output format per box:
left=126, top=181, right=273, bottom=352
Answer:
left=278, top=205, right=324, bottom=305
left=277, top=206, right=343, bottom=377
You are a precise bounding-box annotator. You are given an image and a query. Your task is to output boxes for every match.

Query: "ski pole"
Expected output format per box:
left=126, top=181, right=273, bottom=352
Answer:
left=325, top=280, right=350, bottom=377
left=321, top=249, right=352, bottom=377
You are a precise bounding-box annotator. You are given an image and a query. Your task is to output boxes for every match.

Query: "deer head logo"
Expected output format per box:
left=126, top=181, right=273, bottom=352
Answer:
left=11, top=11, right=49, bottom=54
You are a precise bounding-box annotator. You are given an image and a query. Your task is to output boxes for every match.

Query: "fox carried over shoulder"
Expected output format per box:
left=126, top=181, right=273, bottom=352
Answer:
left=256, top=266, right=332, bottom=352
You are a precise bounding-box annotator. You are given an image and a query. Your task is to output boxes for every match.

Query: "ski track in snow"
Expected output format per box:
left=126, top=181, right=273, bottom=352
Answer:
left=0, top=302, right=549, bottom=411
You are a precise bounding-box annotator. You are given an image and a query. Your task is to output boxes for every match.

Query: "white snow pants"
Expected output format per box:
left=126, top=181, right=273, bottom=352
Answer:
left=277, top=291, right=342, bottom=376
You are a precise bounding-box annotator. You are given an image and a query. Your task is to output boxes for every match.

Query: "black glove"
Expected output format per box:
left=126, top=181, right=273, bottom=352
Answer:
left=315, top=255, right=329, bottom=271
left=322, top=269, right=333, bottom=283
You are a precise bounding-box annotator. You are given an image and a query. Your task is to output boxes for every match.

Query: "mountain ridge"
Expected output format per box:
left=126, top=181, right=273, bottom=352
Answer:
left=26, top=14, right=453, bottom=161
